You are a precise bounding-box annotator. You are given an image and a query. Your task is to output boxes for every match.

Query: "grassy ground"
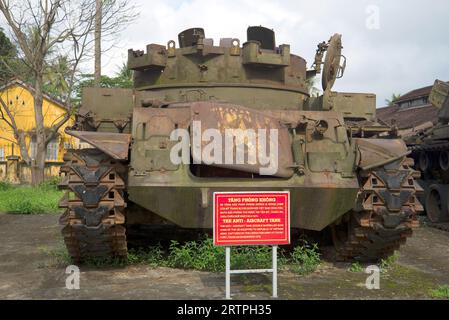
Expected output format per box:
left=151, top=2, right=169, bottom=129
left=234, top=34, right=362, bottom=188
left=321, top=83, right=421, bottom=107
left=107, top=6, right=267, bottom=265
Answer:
left=0, top=180, right=63, bottom=214
left=43, top=237, right=449, bottom=299
left=47, top=237, right=322, bottom=276
left=430, top=285, right=449, bottom=298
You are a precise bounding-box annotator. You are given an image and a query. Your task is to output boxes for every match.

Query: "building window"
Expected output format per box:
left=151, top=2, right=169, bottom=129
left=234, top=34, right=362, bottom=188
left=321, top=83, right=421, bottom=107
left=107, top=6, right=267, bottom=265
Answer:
left=30, top=139, right=37, bottom=159
left=0, top=147, right=4, bottom=161
left=46, top=139, right=58, bottom=161
left=400, top=96, right=429, bottom=109
left=29, top=138, right=59, bottom=161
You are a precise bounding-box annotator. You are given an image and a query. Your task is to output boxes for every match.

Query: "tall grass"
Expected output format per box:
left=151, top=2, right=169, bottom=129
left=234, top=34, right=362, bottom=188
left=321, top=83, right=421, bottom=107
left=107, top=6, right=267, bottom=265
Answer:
left=47, top=236, right=321, bottom=275
left=0, top=180, right=63, bottom=214
left=126, top=238, right=320, bottom=275
left=164, top=239, right=285, bottom=272
left=429, top=285, right=449, bottom=299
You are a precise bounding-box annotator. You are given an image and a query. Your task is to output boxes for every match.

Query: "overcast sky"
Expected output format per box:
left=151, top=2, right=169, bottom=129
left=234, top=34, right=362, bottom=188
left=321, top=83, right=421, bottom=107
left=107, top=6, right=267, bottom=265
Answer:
left=3, top=0, right=448, bottom=107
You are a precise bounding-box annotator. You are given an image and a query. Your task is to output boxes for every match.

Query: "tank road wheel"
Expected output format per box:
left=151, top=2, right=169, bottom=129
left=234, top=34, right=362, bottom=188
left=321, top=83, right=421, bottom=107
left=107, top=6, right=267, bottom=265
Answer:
left=332, top=158, right=423, bottom=262
left=418, top=152, right=432, bottom=172
left=425, top=184, right=449, bottom=223
left=439, top=151, right=449, bottom=171
left=58, top=149, right=128, bottom=262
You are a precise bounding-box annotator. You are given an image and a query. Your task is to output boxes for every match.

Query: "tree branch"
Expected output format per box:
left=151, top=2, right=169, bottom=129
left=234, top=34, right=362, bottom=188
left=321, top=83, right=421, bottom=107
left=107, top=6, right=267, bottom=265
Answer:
left=46, top=111, right=71, bottom=145
left=0, top=94, right=19, bottom=135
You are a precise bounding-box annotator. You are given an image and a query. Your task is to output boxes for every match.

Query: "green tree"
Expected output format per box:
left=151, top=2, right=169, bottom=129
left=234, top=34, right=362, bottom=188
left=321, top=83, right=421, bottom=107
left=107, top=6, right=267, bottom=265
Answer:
left=0, top=27, right=17, bottom=80
left=74, top=63, right=133, bottom=102
left=385, top=93, right=402, bottom=106
left=116, top=62, right=133, bottom=83
left=0, top=0, right=137, bottom=185
left=43, top=55, right=72, bottom=101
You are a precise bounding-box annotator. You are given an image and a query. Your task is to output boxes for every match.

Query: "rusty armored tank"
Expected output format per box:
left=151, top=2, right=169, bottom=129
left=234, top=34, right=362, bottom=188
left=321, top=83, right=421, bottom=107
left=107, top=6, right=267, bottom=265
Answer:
left=406, top=80, right=449, bottom=227
left=59, top=26, right=423, bottom=262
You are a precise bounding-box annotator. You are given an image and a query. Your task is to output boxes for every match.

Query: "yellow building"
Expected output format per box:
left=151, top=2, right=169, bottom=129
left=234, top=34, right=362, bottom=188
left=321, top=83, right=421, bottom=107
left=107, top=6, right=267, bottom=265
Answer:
left=0, top=79, right=76, bottom=166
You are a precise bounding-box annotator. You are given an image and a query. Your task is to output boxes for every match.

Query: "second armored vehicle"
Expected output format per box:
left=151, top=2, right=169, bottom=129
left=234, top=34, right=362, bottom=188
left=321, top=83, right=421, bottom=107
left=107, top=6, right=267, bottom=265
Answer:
left=407, top=80, right=449, bottom=226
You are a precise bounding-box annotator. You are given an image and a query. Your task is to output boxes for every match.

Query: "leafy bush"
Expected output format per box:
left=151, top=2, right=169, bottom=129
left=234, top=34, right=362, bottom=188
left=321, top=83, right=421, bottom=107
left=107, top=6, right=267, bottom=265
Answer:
left=39, top=242, right=72, bottom=267
left=290, top=243, right=321, bottom=275
left=167, top=239, right=226, bottom=272
left=166, top=238, right=290, bottom=272
left=429, top=285, right=449, bottom=299
left=349, top=262, right=364, bottom=273
left=0, top=184, right=63, bottom=214
left=128, top=246, right=166, bottom=267
left=230, top=246, right=271, bottom=270
left=128, top=238, right=318, bottom=275
left=7, top=198, right=36, bottom=214
left=84, top=256, right=128, bottom=268
left=47, top=235, right=321, bottom=276
left=0, top=181, right=12, bottom=191
left=39, top=176, right=62, bottom=190
left=380, top=253, right=398, bottom=273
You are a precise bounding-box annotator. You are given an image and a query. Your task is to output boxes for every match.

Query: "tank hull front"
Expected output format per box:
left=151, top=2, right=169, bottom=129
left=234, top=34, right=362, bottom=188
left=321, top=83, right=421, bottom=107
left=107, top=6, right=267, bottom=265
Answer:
left=127, top=169, right=359, bottom=231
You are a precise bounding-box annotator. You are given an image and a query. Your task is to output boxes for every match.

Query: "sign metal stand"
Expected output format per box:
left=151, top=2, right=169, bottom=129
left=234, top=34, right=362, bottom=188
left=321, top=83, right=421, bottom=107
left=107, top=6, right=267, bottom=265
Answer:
left=225, top=245, right=278, bottom=299
left=214, top=191, right=289, bottom=300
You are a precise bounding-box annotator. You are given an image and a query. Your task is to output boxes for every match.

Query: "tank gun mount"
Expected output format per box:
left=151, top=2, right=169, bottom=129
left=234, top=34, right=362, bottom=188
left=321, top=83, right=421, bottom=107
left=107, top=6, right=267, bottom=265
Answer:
left=429, top=79, right=449, bottom=124
left=311, top=34, right=347, bottom=91
left=178, top=28, right=205, bottom=48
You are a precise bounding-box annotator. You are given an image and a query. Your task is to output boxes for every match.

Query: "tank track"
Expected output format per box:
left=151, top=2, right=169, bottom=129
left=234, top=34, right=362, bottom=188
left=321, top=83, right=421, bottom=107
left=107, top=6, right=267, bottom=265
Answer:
left=427, top=222, right=449, bottom=232
left=333, top=158, right=423, bottom=261
left=409, top=141, right=449, bottom=153
left=59, top=149, right=128, bottom=262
